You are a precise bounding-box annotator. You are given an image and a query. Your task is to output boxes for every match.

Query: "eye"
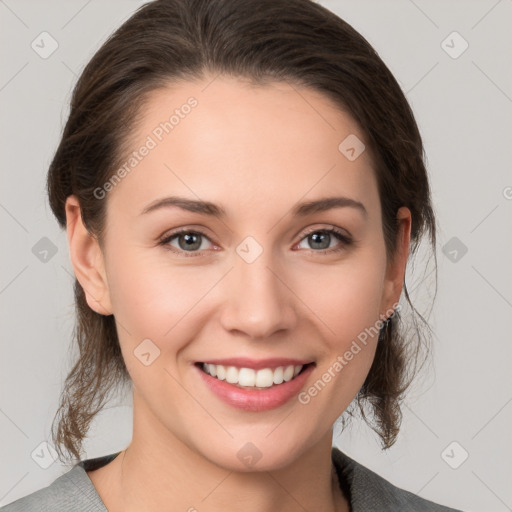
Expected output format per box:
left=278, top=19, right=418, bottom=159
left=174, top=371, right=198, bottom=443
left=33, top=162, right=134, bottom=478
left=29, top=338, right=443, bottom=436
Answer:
left=295, top=227, right=352, bottom=254
left=159, top=229, right=215, bottom=257
left=159, top=226, right=352, bottom=257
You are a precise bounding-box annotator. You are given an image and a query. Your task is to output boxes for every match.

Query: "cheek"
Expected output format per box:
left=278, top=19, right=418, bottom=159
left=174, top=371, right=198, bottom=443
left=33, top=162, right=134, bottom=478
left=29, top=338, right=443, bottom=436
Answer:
left=105, top=254, right=215, bottom=398
left=295, top=271, right=382, bottom=424
left=105, top=248, right=219, bottom=345
left=292, top=249, right=386, bottom=341
left=292, top=250, right=385, bottom=399
left=105, top=231, right=386, bottom=362
left=107, top=237, right=386, bottom=342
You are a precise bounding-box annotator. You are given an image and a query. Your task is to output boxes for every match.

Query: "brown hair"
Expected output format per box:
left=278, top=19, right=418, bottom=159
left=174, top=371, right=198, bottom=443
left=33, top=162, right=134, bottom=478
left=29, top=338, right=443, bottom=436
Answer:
left=48, top=0, right=437, bottom=463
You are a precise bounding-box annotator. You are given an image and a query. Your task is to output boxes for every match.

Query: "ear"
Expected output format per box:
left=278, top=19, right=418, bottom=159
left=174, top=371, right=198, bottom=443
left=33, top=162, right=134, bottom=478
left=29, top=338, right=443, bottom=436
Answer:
left=65, top=195, right=113, bottom=315
left=380, top=206, right=412, bottom=319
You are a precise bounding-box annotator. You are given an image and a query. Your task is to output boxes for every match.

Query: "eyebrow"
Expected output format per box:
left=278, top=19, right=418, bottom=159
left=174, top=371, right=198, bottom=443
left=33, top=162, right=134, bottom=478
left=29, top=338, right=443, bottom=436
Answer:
left=140, top=195, right=367, bottom=219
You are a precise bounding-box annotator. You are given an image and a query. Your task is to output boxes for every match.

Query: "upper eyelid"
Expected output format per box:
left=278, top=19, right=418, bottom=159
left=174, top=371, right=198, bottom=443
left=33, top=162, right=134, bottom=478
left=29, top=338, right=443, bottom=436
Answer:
left=300, top=225, right=351, bottom=239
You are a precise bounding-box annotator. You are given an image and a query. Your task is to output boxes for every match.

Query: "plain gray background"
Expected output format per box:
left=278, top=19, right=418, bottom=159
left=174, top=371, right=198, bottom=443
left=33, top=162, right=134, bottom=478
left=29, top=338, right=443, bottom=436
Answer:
left=1, top=1, right=511, bottom=510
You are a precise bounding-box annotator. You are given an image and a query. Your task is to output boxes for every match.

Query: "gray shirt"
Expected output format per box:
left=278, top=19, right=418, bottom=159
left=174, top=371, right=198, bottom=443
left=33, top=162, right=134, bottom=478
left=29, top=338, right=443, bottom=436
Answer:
left=1, top=447, right=464, bottom=511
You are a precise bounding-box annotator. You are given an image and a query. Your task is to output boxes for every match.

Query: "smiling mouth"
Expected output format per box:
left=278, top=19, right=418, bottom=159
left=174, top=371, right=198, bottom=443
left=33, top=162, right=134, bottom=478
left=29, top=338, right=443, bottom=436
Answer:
left=195, top=362, right=314, bottom=389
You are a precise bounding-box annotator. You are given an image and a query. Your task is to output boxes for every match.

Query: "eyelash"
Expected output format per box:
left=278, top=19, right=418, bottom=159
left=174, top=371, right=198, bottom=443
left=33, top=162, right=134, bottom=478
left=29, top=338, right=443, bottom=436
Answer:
left=158, top=226, right=352, bottom=258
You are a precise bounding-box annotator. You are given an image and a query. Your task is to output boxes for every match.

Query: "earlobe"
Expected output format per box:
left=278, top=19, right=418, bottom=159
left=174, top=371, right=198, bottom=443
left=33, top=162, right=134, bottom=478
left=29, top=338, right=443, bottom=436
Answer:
left=65, top=195, right=113, bottom=316
left=381, top=206, right=412, bottom=318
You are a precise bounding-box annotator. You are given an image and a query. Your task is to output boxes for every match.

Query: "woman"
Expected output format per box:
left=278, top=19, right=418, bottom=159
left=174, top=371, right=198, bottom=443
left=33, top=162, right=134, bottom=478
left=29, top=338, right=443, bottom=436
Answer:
left=3, top=0, right=465, bottom=510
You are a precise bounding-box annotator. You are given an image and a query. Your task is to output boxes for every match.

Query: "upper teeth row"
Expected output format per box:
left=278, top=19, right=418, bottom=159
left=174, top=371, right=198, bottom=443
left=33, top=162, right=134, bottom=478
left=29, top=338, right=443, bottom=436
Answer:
left=202, top=363, right=303, bottom=388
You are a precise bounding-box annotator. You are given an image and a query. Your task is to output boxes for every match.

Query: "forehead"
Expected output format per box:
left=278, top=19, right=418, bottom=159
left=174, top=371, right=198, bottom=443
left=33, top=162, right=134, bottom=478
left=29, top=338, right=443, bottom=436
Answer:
left=107, top=75, right=380, bottom=224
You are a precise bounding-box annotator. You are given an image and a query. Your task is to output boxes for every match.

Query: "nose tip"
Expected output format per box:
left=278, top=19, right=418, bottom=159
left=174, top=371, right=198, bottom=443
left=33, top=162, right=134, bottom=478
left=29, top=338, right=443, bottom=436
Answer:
left=219, top=257, right=297, bottom=339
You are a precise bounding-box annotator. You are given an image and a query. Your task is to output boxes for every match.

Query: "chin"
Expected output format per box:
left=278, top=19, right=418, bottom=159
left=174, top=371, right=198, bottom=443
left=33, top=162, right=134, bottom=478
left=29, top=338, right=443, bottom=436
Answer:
left=192, top=432, right=312, bottom=473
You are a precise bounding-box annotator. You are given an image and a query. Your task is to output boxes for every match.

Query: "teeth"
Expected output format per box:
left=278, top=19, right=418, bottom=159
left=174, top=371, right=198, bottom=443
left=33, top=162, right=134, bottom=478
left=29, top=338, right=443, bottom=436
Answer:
left=216, top=365, right=226, bottom=380
left=256, top=368, right=273, bottom=387
left=226, top=366, right=238, bottom=384
left=202, top=363, right=305, bottom=388
left=273, top=366, right=284, bottom=385
left=239, top=367, right=256, bottom=386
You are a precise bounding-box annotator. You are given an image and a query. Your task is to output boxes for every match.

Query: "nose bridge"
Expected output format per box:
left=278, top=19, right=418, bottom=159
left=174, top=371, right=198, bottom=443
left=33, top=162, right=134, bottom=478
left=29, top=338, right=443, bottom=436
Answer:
left=220, top=241, right=296, bottom=338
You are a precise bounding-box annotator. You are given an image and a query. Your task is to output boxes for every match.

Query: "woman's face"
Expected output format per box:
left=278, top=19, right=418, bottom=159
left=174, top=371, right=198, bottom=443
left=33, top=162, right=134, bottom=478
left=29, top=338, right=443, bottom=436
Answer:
left=69, top=75, right=410, bottom=471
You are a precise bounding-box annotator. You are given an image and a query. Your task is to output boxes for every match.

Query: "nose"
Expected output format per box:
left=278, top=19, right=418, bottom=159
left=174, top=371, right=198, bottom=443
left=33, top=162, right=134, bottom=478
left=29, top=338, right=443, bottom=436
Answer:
left=219, top=251, right=298, bottom=339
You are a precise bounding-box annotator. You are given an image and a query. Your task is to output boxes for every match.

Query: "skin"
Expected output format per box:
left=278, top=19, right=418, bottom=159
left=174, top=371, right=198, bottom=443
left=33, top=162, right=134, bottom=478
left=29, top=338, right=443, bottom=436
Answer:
left=65, top=75, right=411, bottom=512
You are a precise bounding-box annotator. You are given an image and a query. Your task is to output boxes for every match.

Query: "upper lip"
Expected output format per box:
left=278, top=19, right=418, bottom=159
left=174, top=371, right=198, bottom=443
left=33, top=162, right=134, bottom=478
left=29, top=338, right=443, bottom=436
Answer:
left=197, top=358, right=315, bottom=371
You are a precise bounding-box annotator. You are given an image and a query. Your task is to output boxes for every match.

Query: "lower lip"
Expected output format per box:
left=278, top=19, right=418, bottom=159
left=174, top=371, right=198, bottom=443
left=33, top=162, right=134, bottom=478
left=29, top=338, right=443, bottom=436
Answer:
left=195, top=363, right=315, bottom=412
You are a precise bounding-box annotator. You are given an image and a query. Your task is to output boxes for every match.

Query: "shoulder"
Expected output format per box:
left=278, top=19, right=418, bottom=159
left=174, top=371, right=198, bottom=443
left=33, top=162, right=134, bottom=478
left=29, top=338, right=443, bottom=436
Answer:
left=1, top=462, right=108, bottom=512
left=331, top=447, right=465, bottom=512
